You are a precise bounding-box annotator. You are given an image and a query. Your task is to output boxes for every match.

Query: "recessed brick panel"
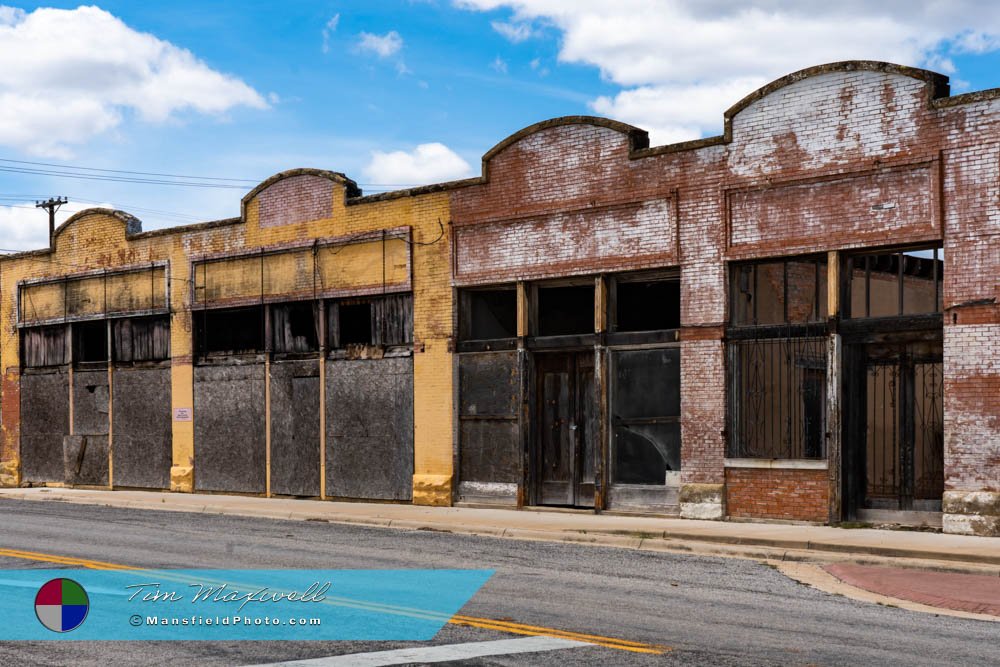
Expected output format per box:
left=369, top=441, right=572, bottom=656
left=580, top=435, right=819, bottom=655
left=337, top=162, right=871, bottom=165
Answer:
left=727, top=163, right=937, bottom=255
left=726, top=467, right=830, bottom=522
left=454, top=198, right=675, bottom=284
left=258, top=175, right=333, bottom=228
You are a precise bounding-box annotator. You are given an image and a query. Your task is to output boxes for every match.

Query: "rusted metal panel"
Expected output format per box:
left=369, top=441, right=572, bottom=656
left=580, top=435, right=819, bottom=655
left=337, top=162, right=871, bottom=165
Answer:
left=326, top=357, right=413, bottom=500
left=457, top=352, right=520, bottom=490
left=270, top=360, right=320, bottom=496
left=194, top=363, right=266, bottom=493
left=112, top=367, right=171, bottom=489
left=20, top=370, right=69, bottom=482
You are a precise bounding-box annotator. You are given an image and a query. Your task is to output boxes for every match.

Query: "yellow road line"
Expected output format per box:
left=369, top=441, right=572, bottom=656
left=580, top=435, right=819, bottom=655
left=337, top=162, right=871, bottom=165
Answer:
left=0, top=547, right=141, bottom=571
left=0, top=547, right=667, bottom=654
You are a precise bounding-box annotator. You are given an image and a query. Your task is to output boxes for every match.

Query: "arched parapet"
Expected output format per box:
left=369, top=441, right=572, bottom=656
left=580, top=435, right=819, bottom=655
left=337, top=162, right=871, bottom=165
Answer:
left=241, top=168, right=360, bottom=230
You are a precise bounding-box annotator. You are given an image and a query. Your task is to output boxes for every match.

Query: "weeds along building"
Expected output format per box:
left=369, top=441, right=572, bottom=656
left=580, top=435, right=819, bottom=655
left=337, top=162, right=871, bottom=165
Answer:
left=0, top=61, right=997, bottom=536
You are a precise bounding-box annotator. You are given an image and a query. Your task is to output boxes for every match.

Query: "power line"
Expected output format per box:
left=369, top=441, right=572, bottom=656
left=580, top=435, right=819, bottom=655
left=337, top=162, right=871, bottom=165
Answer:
left=0, top=165, right=248, bottom=189
left=0, top=156, right=430, bottom=189
left=0, top=157, right=259, bottom=184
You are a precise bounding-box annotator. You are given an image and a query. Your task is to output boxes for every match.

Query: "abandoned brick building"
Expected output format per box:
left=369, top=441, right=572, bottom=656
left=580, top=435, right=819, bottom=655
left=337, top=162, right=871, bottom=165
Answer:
left=0, top=61, right=997, bottom=536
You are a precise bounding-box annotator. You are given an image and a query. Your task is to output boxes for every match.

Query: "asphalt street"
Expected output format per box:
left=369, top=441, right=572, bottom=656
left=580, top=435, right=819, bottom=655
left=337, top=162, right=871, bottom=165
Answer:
left=0, top=498, right=997, bottom=666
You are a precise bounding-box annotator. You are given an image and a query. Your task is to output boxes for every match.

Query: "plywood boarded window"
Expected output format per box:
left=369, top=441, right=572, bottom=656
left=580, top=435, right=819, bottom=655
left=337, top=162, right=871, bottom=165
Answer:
left=22, top=325, right=68, bottom=367
left=459, top=288, right=516, bottom=341
left=112, top=316, right=170, bottom=362
left=194, top=306, right=264, bottom=357
left=271, top=302, right=319, bottom=354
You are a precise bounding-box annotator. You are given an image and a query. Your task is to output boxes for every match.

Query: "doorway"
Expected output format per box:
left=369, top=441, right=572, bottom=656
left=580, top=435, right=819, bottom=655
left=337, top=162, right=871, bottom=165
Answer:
left=534, top=352, right=596, bottom=507
left=845, top=339, right=944, bottom=518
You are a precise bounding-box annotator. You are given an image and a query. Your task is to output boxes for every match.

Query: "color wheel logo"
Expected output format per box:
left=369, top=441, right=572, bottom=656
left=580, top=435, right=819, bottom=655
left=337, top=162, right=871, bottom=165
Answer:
left=35, top=578, right=89, bottom=633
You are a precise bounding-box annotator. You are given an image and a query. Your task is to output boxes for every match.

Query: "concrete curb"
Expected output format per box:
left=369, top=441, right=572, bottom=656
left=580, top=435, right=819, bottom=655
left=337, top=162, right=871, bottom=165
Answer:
left=4, top=490, right=999, bottom=574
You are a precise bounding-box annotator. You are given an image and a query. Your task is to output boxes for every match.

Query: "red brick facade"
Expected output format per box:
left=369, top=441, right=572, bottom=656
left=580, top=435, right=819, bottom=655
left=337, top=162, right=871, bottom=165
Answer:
left=448, top=61, right=999, bottom=532
left=726, top=468, right=830, bottom=523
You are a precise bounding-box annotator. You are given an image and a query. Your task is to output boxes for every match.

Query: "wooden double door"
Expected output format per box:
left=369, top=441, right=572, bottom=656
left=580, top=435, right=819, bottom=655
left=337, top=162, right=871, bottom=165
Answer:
left=534, top=352, right=596, bottom=507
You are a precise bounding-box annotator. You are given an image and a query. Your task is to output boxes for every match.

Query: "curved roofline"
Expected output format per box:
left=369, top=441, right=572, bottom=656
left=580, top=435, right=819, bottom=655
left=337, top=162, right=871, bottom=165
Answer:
left=634, top=60, right=954, bottom=157
left=52, top=208, right=142, bottom=243
left=724, top=61, right=950, bottom=125
left=482, top=116, right=649, bottom=164
left=241, top=168, right=361, bottom=218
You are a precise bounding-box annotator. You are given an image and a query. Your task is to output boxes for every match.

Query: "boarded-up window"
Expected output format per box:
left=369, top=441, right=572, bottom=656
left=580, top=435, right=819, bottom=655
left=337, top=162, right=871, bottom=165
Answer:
left=195, top=306, right=264, bottom=357
left=22, top=325, right=68, bottom=367
left=327, top=294, right=413, bottom=348
left=271, top=302, right=319, bottom=353
left=113, top=316, right=170, bottom=362
left=460, top=288, right=516, bottom=340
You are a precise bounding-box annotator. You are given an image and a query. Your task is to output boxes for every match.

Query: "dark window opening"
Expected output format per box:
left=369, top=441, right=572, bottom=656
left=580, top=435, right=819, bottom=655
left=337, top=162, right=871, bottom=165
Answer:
left=460, top=288, right=516, bottom=340
left=113, top=316, right=170, bottom=362
left=271, top=302, right=319, bottom=353
left=537, top=285, right=594, bottom=336
left=74, top=320, right=107, bottom=364
left=338, top=303, right=373, bottom=346
left=846, top=246, right=942, bottom=319
left=614, top=280, right=680, bottom=332
left=195, top=306, right=264, bottom=357
left=22, top=325, right=68, bottom=368
left=727, top=337, right=827, bottom=459
left=731, top=257, right=827, bottom=326
left=327, top=294, right=413, bottom=349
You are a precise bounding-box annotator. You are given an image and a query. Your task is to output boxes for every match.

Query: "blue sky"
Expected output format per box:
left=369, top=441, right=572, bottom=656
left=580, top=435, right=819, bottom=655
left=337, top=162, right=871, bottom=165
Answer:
left=2, top=1, right=1000, bottom=246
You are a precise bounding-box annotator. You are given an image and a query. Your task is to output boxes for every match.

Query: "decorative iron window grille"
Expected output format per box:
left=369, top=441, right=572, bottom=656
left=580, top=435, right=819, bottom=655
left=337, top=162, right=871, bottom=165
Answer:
left=727, top=336, right=827, bottom=459
left=727, top=256, right=829, bottom=459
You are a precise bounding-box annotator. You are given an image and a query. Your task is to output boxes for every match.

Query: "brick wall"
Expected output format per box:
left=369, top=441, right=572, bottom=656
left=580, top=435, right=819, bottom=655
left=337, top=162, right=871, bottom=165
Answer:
left=726, top=467, right=829, bottom=522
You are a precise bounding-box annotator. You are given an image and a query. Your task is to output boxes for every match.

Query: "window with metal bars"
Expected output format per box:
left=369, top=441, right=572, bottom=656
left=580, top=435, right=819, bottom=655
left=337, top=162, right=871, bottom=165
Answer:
left=727, top=256, right=828, bottom=459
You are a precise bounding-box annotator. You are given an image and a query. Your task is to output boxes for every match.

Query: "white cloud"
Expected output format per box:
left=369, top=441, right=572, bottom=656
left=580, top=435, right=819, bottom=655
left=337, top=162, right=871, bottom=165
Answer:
left=456, top=1, right=1000, bottom=145
left=491, top=20, right=537, bottom=42
left=0, top=199, right=114, bottom=251
left=491, top=56, right=509, bottom=74
left=322, top=14, right=340, bottom=53
left=356, top=30, right=403, bottom=58
left=362, top=143, right=473, bottom=186
left=0, top=6, right=267, bottom=157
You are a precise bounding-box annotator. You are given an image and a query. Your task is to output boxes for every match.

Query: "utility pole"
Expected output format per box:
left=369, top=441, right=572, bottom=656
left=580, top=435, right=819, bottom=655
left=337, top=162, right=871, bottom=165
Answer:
left=36, top=196, right=68, bottom=247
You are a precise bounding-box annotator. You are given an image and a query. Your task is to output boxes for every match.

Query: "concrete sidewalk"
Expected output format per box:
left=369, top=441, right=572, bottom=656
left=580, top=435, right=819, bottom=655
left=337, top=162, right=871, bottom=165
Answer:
left=3, top=487, right=1000, bottom=571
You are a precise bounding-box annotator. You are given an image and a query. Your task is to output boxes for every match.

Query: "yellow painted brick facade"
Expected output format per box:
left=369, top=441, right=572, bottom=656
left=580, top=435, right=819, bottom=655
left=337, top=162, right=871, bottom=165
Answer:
left=0, top=170, right=455, bottom=504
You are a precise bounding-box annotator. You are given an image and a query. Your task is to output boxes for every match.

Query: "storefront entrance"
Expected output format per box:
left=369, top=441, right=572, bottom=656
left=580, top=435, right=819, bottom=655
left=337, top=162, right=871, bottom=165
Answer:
left=533, top=351, right=596, bottom=507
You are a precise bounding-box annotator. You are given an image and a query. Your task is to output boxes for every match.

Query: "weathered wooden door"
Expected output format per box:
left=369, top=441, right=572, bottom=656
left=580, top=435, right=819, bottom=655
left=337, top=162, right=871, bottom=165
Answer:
left=535, top=352, right=595, bottom=507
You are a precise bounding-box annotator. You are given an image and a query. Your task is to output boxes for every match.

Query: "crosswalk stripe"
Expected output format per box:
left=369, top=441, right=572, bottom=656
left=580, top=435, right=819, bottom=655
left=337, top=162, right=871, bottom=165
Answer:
left=249, top=636, right=588, bottom=666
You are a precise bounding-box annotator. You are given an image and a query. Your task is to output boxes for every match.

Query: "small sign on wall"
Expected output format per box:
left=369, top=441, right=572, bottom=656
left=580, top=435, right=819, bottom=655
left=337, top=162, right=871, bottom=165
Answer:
left=173, top=407, right=193, bottom=422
